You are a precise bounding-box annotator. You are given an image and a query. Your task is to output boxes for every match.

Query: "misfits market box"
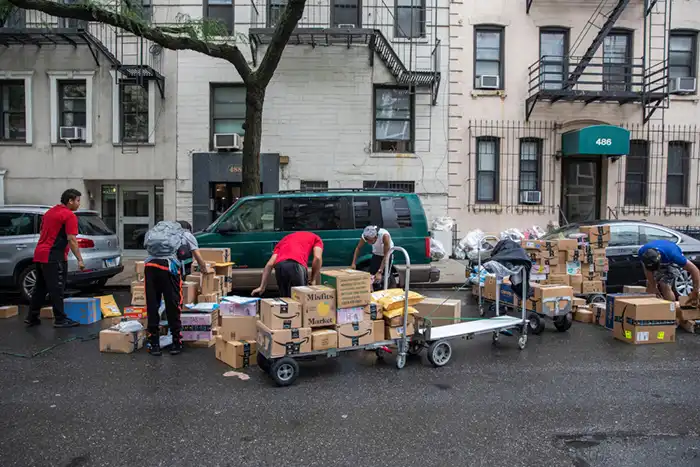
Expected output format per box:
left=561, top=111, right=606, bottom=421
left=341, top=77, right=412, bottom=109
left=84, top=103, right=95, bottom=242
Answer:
left=291, top=285, right=336, bottom=327
left=215, top=337, right=257, bottom=369
left=336, top=321, right=374, bottom=348
left=320, top=269, right=371, bottom=308
left=260, top=298, right=302, bottom=329
left=613, top=297, right=676, bottom=345
left=256, top=321, right=311, bottom=357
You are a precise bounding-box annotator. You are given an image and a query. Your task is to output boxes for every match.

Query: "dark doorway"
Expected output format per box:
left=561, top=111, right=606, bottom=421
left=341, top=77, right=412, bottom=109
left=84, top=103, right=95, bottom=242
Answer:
left=561, top=158, right=601, bottom=225
left=210, top=182, right=241, bottom=224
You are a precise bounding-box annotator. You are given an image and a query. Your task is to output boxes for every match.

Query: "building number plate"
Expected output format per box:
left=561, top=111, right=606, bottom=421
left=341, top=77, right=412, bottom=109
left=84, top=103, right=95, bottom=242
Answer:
left=595, top=138, right=613, bottom=146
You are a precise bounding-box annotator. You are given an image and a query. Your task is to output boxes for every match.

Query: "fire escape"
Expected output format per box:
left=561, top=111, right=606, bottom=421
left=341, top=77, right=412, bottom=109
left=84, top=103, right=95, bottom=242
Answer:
left=525, top=0, right=670, bottom=126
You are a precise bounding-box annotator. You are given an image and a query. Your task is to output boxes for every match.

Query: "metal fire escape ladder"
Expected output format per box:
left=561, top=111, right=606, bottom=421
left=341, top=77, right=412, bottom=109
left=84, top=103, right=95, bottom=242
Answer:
left=642, top=0, right=670, bottom=124
left=565, top=0, right=631, bottom=89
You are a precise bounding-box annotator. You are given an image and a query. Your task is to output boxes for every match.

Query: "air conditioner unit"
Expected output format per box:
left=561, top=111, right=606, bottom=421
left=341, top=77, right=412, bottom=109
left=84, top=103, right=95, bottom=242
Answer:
left=520, top=190, right=542, bottom=204
left=337, top=23, right=356, bottom=28
left=214, top=133, right=242, bottom=151
left=669, top=76, right=697, bottom=94
left=479, top=75, right=500, bottom=89
left=59, top=126, right=85, bottom=141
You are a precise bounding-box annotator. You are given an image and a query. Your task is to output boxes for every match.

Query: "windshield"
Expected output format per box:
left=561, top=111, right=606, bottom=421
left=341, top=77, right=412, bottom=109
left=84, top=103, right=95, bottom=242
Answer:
left=76, top=213, right=114, bottom=236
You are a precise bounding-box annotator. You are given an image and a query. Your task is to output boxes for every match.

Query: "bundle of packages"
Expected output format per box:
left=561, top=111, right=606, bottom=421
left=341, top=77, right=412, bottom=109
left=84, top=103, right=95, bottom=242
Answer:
left=371, top=288, right=425, bottom=339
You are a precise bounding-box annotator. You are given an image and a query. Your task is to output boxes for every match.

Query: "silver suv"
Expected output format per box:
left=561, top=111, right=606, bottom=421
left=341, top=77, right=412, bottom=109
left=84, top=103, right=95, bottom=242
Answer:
left=0, top=205, right=124, bottom=301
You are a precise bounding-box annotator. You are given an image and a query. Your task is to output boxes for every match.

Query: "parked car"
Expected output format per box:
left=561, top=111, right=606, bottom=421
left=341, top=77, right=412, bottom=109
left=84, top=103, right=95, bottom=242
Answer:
left=542, top=220, right=700, bottom=295
left=0, top=205, right=124, bottom=302
left=195, top=189, right=440, bottom=290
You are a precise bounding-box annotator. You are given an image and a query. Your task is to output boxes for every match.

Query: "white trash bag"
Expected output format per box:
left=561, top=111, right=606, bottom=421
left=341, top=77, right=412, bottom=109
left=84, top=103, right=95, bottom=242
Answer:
left=430, top=238, right=446, bottom=261
left=431, top=217, right=455, bottom=232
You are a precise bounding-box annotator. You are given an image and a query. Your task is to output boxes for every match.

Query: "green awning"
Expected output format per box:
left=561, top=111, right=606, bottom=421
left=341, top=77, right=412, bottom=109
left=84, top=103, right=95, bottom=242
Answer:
left=561, top=125, right=630, bottom=156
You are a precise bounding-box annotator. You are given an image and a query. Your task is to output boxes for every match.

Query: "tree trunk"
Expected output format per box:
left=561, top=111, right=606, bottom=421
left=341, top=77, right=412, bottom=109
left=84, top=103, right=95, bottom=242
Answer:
left=241, top=84, right=265, bottom=196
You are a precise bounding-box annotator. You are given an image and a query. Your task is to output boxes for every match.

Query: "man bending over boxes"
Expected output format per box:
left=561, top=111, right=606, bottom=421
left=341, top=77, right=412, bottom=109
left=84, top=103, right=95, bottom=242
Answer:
left=639, top=239, right=700, bottom=302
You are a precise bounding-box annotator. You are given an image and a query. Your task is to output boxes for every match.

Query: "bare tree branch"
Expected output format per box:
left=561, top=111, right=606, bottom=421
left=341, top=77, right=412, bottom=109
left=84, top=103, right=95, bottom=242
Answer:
left=5, top=0, right=253, bottom=83
left=253, top=0, right=307, bottom=87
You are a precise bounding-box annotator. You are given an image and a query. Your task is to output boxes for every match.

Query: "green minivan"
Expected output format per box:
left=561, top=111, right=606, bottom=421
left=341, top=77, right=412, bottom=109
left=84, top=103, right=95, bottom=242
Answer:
left=195, top=190, right=440, bottom=290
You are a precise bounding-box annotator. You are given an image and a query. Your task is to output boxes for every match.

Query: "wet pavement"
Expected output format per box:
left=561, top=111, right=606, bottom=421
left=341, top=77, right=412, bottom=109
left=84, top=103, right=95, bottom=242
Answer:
left=1, top=286, right=700, bottom=467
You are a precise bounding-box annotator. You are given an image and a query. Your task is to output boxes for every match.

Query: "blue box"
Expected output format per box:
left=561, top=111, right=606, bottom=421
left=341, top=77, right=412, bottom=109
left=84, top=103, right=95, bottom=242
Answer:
left=498, top=283, right=518, bottom=306
left=64, top=297, right=101, bottom=324
left=605, top=293, right=652, bottom=330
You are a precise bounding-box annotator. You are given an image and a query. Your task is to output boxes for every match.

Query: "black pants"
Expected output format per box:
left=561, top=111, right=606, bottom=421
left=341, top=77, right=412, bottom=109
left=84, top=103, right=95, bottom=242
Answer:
left=28, top=261, right=68, bottom=321
left=369, top=254, right=396, bottom=290
left=275, top=260, right=308, bottom=297
left=145, top=259, right=182, bottom=336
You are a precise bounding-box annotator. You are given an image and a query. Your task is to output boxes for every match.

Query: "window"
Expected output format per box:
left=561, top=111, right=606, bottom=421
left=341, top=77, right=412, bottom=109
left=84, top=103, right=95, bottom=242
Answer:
left=211, top=85, right=245, bottom=148
left=332, top=0, right=361, bottom=27
left=474, top=26, right=504, bottom=89
left=603, top=31, right=632, bottom=92
left=268, top=0, right=286, bottom=27
left=669, top=31, right=697, bottom=80
left=281, top=197, right=351, bottom=231
left=58, top=80, right=87, bottom=136
left=122, top=0, right=152, bottom=21
left=76, top=213, right=114, bottom=236
left=519, top=139, right=541, bottom=198
left=395, top=0, right=425, bottom=39
left=219, top=199, right=276, bottom=232
left=363, top=180, right=415, bottom=192
left=120, top=83, right=149, bottom=143
left=539, top=28, right=568, bottom=90
left=101, top=185, right=117, bottom=233
left=0, top=212, right=35, bottom=236
left=204, top=0, right=234, bottom=34
left=1, top=8, right=24, bottom=27
left=642, top=226, right=678, bottom=244
left=353, top=196, right=382, bottom=228
left=666, top=141, right=690, bottom=206
left=476, top=137, right=499, bottom=203
left=609, top=224, right=640, bottom=247
left=0, top=80, right=26, bottom=142
left=624, top=140, right=649, bottom=206
left=300, top=181, right=328, bottom=191
left=373, top=87, right=414, bottom=152
left=140, top=0, right=152, bottom=22
left=380, top=196, right=412, bottom=228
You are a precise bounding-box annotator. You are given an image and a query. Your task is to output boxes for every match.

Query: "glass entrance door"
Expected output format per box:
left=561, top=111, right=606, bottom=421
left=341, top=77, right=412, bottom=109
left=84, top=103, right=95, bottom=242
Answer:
left=119, top=186, right=154, bottom=252
left=561, top=159, right=601, bottom=225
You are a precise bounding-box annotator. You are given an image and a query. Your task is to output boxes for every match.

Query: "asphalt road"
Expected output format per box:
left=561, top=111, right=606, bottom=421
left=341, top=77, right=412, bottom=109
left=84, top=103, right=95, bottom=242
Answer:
left=1, top=287, right=699, bottom=467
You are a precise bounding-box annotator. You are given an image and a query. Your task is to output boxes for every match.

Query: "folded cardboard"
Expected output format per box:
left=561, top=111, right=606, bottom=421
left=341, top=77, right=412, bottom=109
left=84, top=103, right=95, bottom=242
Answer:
left=260, top=298, right=302, bottom=329
left=215, top=337, right=257, bottom=369
left=320, top=269, right=371, bottom=308
left=0, top=305, right=18, bottom=319
left=311, top=328, right=338, bottom=350
left=64, top=297, right=100, bottom=324
left=336, top=321, right=373, bottom=348
left=256, top=321, right=311, bottom=357
left=291, top=285, right=337, bottom=327
left=99, top=329, right=146, bottom=354
left=219, top=316, right=258, bottom=341
left=613, top=297, right=676, bottom=345
left=220, top=296, right=259, bottom=317
left=412, top=297, right=461, bottom=327
left=385, top=322, right=415, bottom=339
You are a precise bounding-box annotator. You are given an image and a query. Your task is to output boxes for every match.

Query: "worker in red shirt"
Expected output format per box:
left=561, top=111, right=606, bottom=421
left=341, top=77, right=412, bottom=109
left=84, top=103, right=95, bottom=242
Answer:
left=24, top=189, right=86, bottom=328
left=252, top=231, right=324, bottom=297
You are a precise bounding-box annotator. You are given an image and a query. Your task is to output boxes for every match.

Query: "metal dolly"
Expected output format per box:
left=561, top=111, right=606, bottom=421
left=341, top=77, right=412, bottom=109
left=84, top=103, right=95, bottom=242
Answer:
left=257, top=246, right=416, bottom=387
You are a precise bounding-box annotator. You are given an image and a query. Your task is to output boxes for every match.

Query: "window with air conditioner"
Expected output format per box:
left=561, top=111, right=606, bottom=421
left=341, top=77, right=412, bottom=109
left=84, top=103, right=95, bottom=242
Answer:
left=332, top=0, right=361, bottom=28
left=519, top=138, right=541, bottom=204
left=669, top=31, right=697, bottom=94
left=211, top=84, right=245, bottom=150
left=58, top=80, right=86, bottom=142
left=214, top=133, right=241, bottom=150
left=474, top=26, right=504, bottom=90
left=373, top=86, right=414, bottom=153
left=476, top=137, right=499, bottom=203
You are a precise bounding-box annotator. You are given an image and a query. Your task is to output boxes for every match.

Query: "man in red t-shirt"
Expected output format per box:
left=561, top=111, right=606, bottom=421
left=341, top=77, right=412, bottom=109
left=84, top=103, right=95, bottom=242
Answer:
left=25, top=189, right=86, bottom=328
left=252, top=231, right=324, bottom=297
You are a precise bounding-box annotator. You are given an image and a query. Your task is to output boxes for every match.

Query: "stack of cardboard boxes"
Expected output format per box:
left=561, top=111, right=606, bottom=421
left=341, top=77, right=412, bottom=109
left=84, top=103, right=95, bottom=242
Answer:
left=215, top=296, right=260, bottom=368
left=677, top=296, right=700, bottom=334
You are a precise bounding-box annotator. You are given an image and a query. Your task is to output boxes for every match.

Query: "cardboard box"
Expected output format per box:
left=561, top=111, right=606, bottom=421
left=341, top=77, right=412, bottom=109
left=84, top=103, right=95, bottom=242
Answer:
left=582, top=280, right=604, bottom=294
left=680, top=319, right=700, bottom=334
left=213, top=275, right=225, bottom=296
left=336, top=321, right=374, bottom=348
left=181, top=312, right=214, bottom=341
left=219, top=316, right=257, bottom=341
left=604, top=293, right=653, bottom=330
left=194, top=261, right=216, bottom=274
left=371, top=320, right=384, bottom=342
left=676, top=306, right=700, bottom=322
left=198, top=293, right=220, bottom=303
left=260, top=298, right=302, bottom=329
left=572, top=297, right=586, bottom=308
left=220, top=296, right=259, bottom=317
left=135, top=261, right=145, bottom=278
left=580, top=225, right=611, bottom=247
left=592, top=303, right=607, bottom=326
left=678, top=295, right=698, bottom=310
left=291, top=285, right=337, bottom=328
left=199, top=248, right=231, bottom=263
left=214, top=263, right=234, bottom=277
left=547, top=273, right=570, bottom=286
left=311, top=328, right=338, bottom=350
left=181, top=281, right=198, bottom=304
left=131, top=285, right=146, bottom=306
left=412, top=297, right=461, bottom=327
left=574, top=307, right=593, bottom=323
left=99, top=329, right=146, bottom=354
left=531, top=285, right=573, bottom=316
left=569, top=274, right=583, bottom=293
left=215, top=337, right=257, bottom=369
left=366, top=303, right=382, bottom=320
left=256, top=321, right=311, bottom=357
left=64, top=297, right=100, bottom=324
left=337, top=306, right=370, bottom=325
left=385, top=322, right=415, bottom=339
left=613, top=297, right=676, bottom=345
left=320, top=269, right=371, bottom=308
left=200, top=273, right=217, bottom=295
left=124, top=306, right=147, bottom=320
left=0, top=305, right=18, bottom=318
left=40, top=306, right=54, bottom=319
left=557, top=239, right=580, bottom=251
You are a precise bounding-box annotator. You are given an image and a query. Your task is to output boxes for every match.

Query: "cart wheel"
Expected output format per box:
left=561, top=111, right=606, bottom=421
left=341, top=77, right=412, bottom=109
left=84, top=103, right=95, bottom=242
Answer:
left=270, top=357, right=299, bottom=387
left=553, top=313, right=573, bottom=332
left=408, top=342, right=423, bottom=356
left=396, top=354, right=406, bottom=369
left=257, top=353, right=271, bottom=372
left=586, top=293, right=606, bottom=306
left=518, top=334, right=528, bottom=350
left=528, top=312, right=545, bottom=335
left=427, top=340, right=452, bottom=367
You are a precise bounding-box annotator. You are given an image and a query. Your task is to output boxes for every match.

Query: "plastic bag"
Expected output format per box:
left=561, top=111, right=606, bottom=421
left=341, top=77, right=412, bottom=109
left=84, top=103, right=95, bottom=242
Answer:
left=431, top=217, right=455, bottom=231
left=500, top=228, right=525, bottom=242
left=430, top=238, right=446, bottom=261
left=185, top=302, right=220, bottom=312
left=112, top=320, right=144, bottom=333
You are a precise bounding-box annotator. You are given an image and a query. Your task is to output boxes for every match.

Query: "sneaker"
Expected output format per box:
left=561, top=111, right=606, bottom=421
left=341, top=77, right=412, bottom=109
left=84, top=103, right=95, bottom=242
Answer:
left=53, top=318, right=80, bottom=328
left=169, top=338, right=183, bottom=356
left=24, top=317, right=41, bottom=327
left=148, top=334, right=162, bottom=356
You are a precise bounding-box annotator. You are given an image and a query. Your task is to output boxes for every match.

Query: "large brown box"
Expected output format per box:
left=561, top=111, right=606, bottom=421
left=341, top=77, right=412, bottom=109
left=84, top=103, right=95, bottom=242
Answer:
left=260, top=298, right=302, bottom=330
left=219, top=316, right=257, bottom=341
left=311, top=328, right=338, bottom=350
left=291, top=285, right=337, bottom=328
left=613, top=297, right=676, bottom=345
left=256, top=321, right=311, bottom=357
left=412, top=297, right=461, bottom=327
left=215, top=336, right=257, bottom=369
left=320, top=269, right=371, bottom=308
left=336, top=321, right=374, bottom=348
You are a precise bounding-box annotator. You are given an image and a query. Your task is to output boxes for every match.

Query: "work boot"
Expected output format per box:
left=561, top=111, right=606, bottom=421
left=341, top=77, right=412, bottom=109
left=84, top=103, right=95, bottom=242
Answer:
left=148, top=333, right=162, bottom=356
left=170, top=331, right=183, bottom=355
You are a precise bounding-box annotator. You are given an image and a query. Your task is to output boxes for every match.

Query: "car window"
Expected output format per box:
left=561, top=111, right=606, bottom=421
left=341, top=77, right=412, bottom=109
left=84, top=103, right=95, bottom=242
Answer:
left=609, top=224, right=640, bottom=247
left=220, top=199, right=276, bottom=232
left=76, top=213, right=114, bottom=236
left=281, top=197, right=351, bottom=231
left=353, top=196, right=382, bottom=229
left=541, top=225, right=580, bottom=240
left=642, top=226, right=678, bottom=244
left=0, top=212, right=35, bottom=236
left=381, top=196, right=412, bottom=229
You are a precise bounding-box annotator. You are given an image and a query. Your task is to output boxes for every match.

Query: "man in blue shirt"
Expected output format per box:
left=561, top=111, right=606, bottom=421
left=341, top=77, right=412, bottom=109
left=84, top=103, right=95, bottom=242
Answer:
left=639, top=239, right=700, bottom=302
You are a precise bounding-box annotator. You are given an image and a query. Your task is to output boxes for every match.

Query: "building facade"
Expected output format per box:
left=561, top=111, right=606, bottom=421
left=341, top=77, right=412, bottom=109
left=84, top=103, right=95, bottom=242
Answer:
left=449, top=0, right=700, bottom=235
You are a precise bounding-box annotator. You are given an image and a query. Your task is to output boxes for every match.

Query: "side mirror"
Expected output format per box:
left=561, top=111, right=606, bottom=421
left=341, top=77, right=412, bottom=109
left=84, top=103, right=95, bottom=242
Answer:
left=216, top=221, right=238, bottom=235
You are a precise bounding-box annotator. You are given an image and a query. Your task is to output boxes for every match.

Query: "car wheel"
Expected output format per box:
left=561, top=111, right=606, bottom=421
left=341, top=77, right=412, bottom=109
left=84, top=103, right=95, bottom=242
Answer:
left=18, top=264, right=38, bottom=303
left=674, top=269, right=693, bottom=297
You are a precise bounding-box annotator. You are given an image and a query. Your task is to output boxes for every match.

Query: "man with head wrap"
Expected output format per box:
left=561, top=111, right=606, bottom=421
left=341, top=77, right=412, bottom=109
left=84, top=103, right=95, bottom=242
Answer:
left=351, top=225, right=395, bottom=289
